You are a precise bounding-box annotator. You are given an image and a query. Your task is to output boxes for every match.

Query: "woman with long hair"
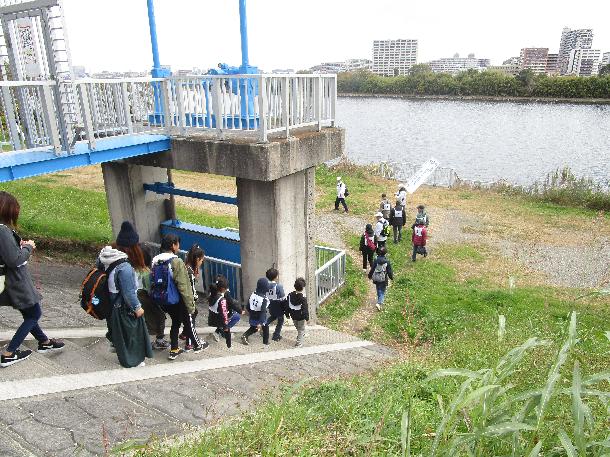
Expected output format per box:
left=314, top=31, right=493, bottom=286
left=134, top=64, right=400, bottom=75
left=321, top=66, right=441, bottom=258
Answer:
left=0, top=191, right=64, bottom=367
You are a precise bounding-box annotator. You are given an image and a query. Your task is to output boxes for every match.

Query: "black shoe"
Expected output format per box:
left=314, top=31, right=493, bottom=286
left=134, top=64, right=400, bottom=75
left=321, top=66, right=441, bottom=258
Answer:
left=1, top=349, right=33, bottom=367
left=38, top=339, right=65, bottom=353
left=272, top=335, right=282, bottom=342
left=193, top=342, right=209, bottom=353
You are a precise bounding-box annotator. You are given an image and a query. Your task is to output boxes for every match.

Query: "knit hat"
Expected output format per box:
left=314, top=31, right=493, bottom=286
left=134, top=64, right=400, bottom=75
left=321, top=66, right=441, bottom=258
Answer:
left=365, top=224, right=374, bottom=235
left=255, top=277, right=270, bottom=296
left=116, top=221, right=139, bottom=247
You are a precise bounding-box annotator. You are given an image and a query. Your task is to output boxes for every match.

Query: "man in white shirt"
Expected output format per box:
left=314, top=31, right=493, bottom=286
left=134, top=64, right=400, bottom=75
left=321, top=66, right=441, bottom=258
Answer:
left=334, top=176, right=348, bottom=213
left=374, top=212, right=389, bottom=251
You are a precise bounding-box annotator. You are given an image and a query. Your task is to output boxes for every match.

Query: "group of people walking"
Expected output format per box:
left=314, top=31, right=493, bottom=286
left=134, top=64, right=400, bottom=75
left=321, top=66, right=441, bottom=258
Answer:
left=0, top=190, right=310, bottom=370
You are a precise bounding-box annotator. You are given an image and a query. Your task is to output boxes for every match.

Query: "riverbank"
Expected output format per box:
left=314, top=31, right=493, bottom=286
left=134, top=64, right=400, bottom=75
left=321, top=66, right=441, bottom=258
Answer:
left=340, top=92, right=610, bottom=105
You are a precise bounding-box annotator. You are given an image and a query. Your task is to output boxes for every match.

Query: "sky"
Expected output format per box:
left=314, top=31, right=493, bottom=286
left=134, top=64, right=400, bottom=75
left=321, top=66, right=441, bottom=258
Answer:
left=63, top=0, right=610, bottom=73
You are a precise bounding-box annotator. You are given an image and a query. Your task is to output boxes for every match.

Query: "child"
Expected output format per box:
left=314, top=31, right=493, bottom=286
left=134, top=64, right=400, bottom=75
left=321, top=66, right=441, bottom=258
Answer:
left=411, top=217, right=428, bottom=262
left=241, top=278, right=270, bottom=345
left=379, top=193, right=391, bottom=220
left=265, top=268, right=286, bottom=341
left=389, top=200, right=406, bottom=243
left=210, top=274, right=244, bottom=342
left=359, top=223, right=376, bottom=271
left=208, top=276, right=240, bottom=348
left=283, top=277, right=309, bottom=347
left=415, top=204, right=429, bottom=227
left=368, top=246, right=394, bottom=311
left=151, top=234, right=208, bottom=360
left=184, top=244, right=204, bottom=351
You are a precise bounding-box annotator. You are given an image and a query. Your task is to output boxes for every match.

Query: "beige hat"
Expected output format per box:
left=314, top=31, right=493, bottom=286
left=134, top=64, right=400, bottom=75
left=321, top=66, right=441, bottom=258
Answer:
left=336, top=176, right=342, bottom=181
left=375, top=212, right=383, bottom=218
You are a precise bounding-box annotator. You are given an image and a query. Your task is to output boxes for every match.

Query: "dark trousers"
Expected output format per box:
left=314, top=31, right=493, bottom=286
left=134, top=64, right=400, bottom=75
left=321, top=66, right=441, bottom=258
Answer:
left=334, top=197, right=348, bottom=211
left=376, top=240, right=387, bottom=254
left=139, top=290, right=165, bottom=339
left=393, top=225, right=402, bottom=242
left=266, top=311, right=285, bottom=339
left=243, top=324, right=270, bottom=344
left=7, top=303, right=47, bottom=353
left=164, top=303, right=201, bottom=350
left=217, top=313, right=241, bottom=348
left=412, top=245, right=427, bottom=261
left=362, top=251, right=374, bottom=270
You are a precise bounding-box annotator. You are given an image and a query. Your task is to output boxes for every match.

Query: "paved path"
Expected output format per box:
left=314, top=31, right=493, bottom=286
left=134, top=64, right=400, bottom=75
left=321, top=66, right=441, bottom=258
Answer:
left=0, top=261, right=395, bottom=456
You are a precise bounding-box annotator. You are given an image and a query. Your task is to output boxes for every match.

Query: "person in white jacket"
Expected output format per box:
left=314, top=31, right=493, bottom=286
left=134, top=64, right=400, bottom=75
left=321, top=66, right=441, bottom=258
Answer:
left=374, top=212, right=389, bottom=251
left=334, top=176, right=348, bottom=213
left=396, top=186, right=407, bottom=208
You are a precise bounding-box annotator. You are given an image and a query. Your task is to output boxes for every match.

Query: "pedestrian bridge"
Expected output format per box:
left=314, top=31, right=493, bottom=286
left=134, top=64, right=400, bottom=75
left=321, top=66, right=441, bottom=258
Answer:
left=0, top=74, right=337, bottom=182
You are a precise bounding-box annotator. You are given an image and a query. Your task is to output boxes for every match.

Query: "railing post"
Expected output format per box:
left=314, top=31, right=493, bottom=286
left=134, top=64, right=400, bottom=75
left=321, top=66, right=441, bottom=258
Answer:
left=282, top=76, right=290, bottom=138
left=39, top=84, right=62, bottom=155
left=331, top=75, right=337, bottom=127
left=212, top=78, right=223, bottom=138
left=121, top=82, right=133, bottom=134
left=257, top=75, right=268, bottom=142
left=76, top=83, right=96, bottom=150
left=161, top=80, right=172, bottom=133
left=315, top=76, right=322, bottom=131
left=175, top=79, right=186, bottom=135
left=1, top=87, right=21, bottom=150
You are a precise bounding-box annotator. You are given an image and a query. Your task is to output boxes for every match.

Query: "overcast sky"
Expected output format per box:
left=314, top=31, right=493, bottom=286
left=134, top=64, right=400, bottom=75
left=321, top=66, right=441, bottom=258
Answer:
left=64, top=0, right=610, bottom=73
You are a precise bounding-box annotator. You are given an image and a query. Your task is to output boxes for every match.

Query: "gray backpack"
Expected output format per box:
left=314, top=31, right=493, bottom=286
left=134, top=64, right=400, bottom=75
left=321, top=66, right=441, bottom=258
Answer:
left=372, top=262, right=388, bottom=283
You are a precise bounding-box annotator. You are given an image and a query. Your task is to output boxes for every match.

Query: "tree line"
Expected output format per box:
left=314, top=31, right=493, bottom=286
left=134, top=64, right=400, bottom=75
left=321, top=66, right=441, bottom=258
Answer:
left=337, top=65, right=610, bottom=99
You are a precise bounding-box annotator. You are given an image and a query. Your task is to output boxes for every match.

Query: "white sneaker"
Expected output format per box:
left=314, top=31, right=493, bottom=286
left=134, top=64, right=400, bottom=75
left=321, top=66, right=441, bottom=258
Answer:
left=295, top=341, right=303, bottom=348
left=375, top=303, right=382, bottom=311
left=137, top=361, right=146, bottom=367
left=212, top=331, right=220, bottom=342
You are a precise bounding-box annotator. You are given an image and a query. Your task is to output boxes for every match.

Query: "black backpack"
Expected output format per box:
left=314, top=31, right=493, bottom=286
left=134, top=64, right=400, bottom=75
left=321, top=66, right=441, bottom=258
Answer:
left=80, top=259, right=127, bottom=320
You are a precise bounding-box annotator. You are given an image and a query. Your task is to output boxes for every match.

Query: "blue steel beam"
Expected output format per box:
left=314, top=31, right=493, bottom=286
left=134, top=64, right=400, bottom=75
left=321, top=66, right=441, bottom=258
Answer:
left=239, top=0, right=249, bottom=68
left=0, top=134, right=170, bottom=183
left=144, top=182, right=238, bottom=205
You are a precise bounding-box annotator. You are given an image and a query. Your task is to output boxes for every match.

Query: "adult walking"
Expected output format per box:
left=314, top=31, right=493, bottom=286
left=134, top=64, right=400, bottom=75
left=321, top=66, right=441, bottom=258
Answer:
left=359, top=223, right=376, bottom=272
left=374, top=212, right=389, bottom=252
left=396, top=186, right=407, bottom=208
left=390, top=200, right=406, bottom=243
left=0, top=191, right=64, bottom=367
left=98, top=221, right=153, bottom=368
left=368, top=246, right=394, bottom=311
left=334, top=176, right=349, bottom=213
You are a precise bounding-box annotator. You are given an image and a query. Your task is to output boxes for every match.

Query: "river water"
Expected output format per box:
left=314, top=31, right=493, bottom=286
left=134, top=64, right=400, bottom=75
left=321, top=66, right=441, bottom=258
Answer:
left=337, top=96, right=610, bottom=185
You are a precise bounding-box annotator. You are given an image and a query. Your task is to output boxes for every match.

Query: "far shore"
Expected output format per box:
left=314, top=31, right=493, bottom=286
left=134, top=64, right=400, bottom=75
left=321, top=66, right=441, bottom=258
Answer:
left=338, top=92, right=610, bottom=106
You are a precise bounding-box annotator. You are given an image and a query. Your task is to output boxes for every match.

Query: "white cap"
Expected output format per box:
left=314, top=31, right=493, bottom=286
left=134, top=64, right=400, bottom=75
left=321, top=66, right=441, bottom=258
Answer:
left=336, top=176, right=342, bottom=181
left=375, top=212, right=383, bottom=218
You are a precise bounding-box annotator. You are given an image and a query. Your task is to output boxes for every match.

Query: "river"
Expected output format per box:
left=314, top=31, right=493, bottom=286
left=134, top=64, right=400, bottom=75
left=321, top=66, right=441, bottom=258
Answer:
left=336, top=96, right=610, bottom=185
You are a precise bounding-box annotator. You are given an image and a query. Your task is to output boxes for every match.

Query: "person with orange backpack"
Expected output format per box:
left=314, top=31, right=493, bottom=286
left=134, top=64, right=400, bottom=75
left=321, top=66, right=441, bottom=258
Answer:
left=359, top=223, right=377, bottom=271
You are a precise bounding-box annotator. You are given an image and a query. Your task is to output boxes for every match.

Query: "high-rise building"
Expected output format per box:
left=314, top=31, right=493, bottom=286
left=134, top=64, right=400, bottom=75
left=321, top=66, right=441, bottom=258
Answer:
left=427, top=53, right=489, bottom=74
left=372, top=39, right=418, bottom=76
left=558, top=28, right=593, bottom=74
left=602, top=52, right=610, bottom=66
left=519, top=48, right=549, bottom=74
left=566, top=48, right=601, bottom=76
left=546, top=54, right=559, bottom=75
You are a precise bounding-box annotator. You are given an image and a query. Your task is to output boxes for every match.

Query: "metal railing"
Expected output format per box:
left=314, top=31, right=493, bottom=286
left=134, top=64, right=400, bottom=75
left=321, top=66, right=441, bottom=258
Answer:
left=315, top=245, right=347, bottom=307
left=0, top=74, right=337, bottom=156
left=201, top=255, right=243, bottom=304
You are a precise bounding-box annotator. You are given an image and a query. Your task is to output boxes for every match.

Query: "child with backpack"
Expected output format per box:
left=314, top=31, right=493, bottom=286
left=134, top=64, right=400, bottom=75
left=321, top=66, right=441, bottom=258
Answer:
left=207, top=276, right=241, bottom=348
left=379, top=193, right=391, bottom=220
left=390, top=200, right=406, bottom=243
left=368, top=246, right=394, bottom=311
left=264, top=268, right=286, bottom=342
left=411, top=218, right=428, bottom=262
left=359, top=223, right=377, bottom=271
left=415, top=204, right=430, bottom=227
left=210, top=274, right=243, bottom=342
left=241, top=277, right=271, bottom=346
left=151, top=234, right=208, bottom=360
left=138, top=243, right=169, bottom=351
left=282, top=277, right=309, bottom=347
left=183, top=244, right=204, bottom=351
left=374, top=212, right=390, bottom=252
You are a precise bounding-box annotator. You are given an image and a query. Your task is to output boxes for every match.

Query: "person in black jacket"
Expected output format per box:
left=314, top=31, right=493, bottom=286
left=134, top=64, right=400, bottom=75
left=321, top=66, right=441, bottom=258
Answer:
left=281, top=277, right=309, bottom=347
left=389, top=200, right=406, bottom=243
left=0, top=191, right=64, bottom=368
left=359, top=224, right=376, bottom=271
left=208, top=276, right=241, bottom=348
left=368, top=246, right=394, bottom=311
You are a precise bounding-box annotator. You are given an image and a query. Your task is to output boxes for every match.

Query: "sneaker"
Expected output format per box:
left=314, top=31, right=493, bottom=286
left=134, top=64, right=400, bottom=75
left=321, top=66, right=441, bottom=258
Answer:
left=295, top=341, right=303, bottom=348
left=137, top=361, right=146, bottom=367
left=211, top=331, right=220, bottom=342
left=38, top=339, right=65, bottom=353
left=192, top=342, right=208, bottom=353
left=108, top=342, right=116, bottom=353
left=272, top=335, right=282, bottom=342
left=178, top=333, right=187, bottom=341
left=241, top=335, right=249, bottom=346
left=375, top=303, right=382, bottom=311
left=1, top=349, right=33, bottom=367
left=152, top=339, right=170, bottom=350
left=184, top=344, right=194, bottom=353
left=168, top=348, right=184, bottom=360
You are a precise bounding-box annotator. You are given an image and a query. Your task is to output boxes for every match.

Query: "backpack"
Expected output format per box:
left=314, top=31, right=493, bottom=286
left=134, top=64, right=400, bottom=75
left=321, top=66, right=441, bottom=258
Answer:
left=371, top=262, right=388, bottom=283
left=150, top=258, right=180, bottom=307
left=364, top=233, right=376, bottom=251
left=344, top=186, right=349, bottom=197
left=80, top=259, right=127, bottom=320
left=381, top=220, right=390, bottom=237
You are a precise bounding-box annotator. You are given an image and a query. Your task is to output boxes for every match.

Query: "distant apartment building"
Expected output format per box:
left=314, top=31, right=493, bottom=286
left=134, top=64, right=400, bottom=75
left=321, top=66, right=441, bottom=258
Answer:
left=487, top=64, right=520, bottom=76
left=566, top=48, right=601, bottom=76
left=558, top=28, right=594, bottom=74
left=602, top=52, right=610, bottom=66
left=372, top=39, right=418, bottom=76
left=546, top=54, right=559, bottom=75
left=519, top=48, right=549, bottom=74
left=427, top=53, right=490, bottom=74
left=310, top=59, right=371, bottom=74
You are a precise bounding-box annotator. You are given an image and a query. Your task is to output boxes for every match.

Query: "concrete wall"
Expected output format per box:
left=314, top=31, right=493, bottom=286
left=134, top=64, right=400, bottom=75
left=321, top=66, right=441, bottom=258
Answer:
left=101, top=162, right=169, bottom=243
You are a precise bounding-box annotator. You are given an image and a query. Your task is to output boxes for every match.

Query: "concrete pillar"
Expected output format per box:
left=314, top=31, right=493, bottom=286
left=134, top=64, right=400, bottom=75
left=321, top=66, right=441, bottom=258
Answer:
left=101, top=162, right=168, bottom=243
left=237, top=166, right=317, bottom=322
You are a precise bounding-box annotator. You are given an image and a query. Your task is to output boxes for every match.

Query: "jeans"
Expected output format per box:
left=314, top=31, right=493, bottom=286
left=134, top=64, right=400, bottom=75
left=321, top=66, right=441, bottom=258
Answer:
left=393, top=225, right=402, bottom=242
left=334, top=197, right=348, bottom=211
left=7, top=303, right=48, bottom=353
left=375, top=284, right=387, bottom=305
left=266, top=312, right=284, bottom=338
left=218, top=312, right=241, bottom=333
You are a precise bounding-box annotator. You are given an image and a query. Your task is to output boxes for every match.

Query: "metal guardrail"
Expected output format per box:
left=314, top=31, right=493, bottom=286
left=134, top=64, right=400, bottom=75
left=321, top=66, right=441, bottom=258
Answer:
left=314, top=245, right=347, bottom=307
left=0, top=74, right=337, bottom=156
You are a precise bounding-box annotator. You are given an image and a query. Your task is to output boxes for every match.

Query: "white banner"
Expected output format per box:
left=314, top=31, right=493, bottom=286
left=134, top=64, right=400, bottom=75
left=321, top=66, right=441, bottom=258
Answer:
left=404, top=158, right=440, bottom=194
left=15, top=18, right=42, bottom=78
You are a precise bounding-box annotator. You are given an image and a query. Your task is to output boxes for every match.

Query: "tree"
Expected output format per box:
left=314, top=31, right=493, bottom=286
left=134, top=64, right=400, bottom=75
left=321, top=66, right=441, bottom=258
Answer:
left=598, top=64, right=610, bottom=76
left=409, top=63, right=433, bottom=76
left=516, top=69, right=535, bottom=95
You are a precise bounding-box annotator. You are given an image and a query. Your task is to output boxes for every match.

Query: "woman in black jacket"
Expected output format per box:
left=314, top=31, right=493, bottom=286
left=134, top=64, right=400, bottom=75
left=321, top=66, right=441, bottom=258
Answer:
left=0, top=191, right=64, bottom=368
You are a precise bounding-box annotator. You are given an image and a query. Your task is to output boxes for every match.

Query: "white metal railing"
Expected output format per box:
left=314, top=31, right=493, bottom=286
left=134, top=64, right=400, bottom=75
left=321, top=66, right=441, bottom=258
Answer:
left=315, top=245, right=346, bottom=307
